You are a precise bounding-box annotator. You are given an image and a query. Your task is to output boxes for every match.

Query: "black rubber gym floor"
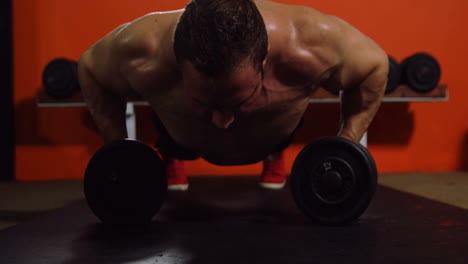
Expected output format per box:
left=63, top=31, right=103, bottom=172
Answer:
left=0, top=176, right=467, bottom=263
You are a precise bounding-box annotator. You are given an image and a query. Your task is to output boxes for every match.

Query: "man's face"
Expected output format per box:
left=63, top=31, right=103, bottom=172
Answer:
left=182, top=62, right=268, bottom=129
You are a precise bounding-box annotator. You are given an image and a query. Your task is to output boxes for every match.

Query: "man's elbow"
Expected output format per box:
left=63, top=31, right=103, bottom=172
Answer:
left=78, top=49, right=93, bottom=72
left=368, top=53, right=389, bottom=98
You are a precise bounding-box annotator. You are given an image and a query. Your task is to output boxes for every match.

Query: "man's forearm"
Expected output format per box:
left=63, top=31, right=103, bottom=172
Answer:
left=338, top=69, right=386, bottom=143
left=78, top=61, right=128, bottom=143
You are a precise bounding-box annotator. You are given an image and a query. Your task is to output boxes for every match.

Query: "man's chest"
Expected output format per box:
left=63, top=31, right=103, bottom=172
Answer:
left=152, top=88, right=309, bottom=164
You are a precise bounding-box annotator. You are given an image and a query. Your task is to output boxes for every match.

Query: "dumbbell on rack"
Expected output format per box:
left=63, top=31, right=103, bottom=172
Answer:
left=400, top=52, right=441, bottom=93
left=386, top=53, right=441, bottom=95
left=42, top=58, right=80, bottom=99
left=386, top=55, right=401, bottom=94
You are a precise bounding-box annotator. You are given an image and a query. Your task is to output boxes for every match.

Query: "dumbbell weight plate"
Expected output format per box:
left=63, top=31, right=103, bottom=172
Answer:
left=84, top=139, right=167, bottom=226
left=42, top=58, right=80, bottom=99
left=290, top=137, right=377, bottom=225
left=401, top=53, right=441, bottom=93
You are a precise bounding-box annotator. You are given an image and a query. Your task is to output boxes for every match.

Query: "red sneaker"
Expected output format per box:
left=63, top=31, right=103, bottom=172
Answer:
left=260, top=151, right=286, bottom=189
left=165, top=158, right=189, bottom=191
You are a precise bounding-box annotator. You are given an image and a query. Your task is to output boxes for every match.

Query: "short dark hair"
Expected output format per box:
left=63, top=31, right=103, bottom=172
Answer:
left=174, top=0, right=268, bottom=77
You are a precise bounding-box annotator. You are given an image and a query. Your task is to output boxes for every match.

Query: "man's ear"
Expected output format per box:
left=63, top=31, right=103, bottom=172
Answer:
left=262, top=44, right=271, bottom=68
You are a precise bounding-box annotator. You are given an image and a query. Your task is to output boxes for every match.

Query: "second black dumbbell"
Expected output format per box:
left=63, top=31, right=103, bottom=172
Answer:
left=290, top=137, right=378, bottom=225
left=84, top=139, right=167, bottom=226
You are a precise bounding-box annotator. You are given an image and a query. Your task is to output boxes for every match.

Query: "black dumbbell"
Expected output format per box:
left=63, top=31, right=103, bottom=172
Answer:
left=42, top=58, right=80, bottom=99
left=400, top=52, right=441, bottom=93
left=386, top=55, right=401, bottom=94
left=84, top=139, right=167, bottom=226
left=290, top=137, right=377, bottom=225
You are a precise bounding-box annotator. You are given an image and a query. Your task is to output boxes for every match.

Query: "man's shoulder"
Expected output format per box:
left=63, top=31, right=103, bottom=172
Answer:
left=81, top=11, right=182, bottom=95
left=110, top=11, right=181, bottom=61
left=259, top=1, right=341, bottom=51
left=261, top=2, right=345, bottom=86
left=257, top=0, right=328, bottom=25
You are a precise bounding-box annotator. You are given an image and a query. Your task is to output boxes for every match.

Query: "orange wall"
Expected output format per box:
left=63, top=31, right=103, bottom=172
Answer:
left=13, top=0, right=468, bottom=181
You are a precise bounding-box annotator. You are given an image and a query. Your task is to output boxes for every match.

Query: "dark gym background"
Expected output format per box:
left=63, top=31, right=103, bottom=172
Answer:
left=0, top=0, right=14, bottom=181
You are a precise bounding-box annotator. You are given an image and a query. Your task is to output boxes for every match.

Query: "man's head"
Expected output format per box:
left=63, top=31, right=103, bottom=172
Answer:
left=174, top=0, right=268, bottom=76
left=174, top=0, right=269, bottom=129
